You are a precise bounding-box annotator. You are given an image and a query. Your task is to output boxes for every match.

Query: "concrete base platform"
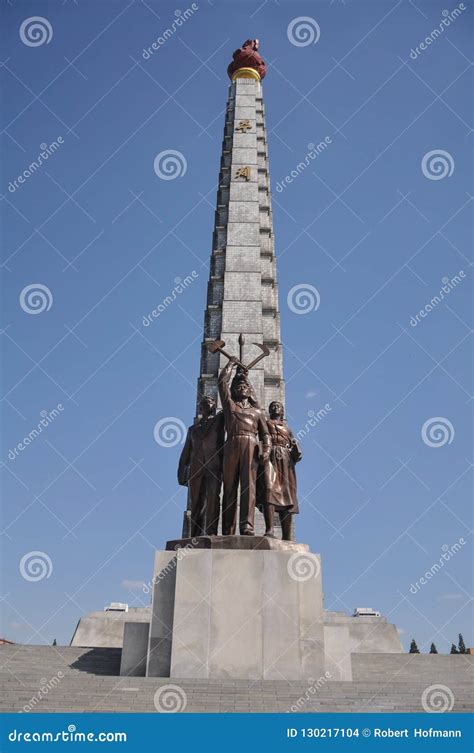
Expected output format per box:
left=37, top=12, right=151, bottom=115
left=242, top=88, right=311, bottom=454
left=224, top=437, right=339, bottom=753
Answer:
left=146, top=547, right=330, bottom=681
left=119, top=622, right=150, bottom=677
left=324, top=610, right=403, bottom=654
left=70, top=607, right=151, bottom=648
left=120, top=610, right=401, bottom=681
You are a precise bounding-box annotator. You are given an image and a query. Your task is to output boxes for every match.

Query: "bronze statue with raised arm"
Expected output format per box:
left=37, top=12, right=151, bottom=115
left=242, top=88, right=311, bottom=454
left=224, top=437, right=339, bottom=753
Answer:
left=218, top=358, right=270, bottom=535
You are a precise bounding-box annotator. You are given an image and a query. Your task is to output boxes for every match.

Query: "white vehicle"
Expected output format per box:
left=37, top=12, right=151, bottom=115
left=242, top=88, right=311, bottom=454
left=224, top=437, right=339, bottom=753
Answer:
left=104, top=602, right=129, bottom=613
left=353, top=607, right=380, bottom=617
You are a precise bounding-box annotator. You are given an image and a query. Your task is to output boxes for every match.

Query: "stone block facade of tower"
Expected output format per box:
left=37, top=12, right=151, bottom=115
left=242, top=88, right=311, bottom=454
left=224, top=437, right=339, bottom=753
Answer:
left=197, top=76, right=284, bottom=413
left=181, top=71, right=285, bottom=538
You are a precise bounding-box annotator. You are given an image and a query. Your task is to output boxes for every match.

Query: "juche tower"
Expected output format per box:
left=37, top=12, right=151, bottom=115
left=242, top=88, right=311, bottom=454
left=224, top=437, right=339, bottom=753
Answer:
left=182, top=40, right=285, bottom=537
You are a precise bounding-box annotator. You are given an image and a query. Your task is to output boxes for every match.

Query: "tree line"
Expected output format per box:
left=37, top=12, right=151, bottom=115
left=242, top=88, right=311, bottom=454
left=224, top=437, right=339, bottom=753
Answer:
left=409, top=634, right=468, bottom=654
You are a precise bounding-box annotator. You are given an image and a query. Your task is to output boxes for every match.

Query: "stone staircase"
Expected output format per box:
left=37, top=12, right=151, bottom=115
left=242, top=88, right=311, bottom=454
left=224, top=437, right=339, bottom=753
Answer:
left=0, top=645, right=472, bottom=713
left=352, top=652, right=473, bottom=683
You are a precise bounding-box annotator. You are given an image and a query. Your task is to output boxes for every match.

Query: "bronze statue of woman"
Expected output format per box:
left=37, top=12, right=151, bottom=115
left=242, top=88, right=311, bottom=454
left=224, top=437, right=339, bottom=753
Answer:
left=261, top=401, right=302, bottom=540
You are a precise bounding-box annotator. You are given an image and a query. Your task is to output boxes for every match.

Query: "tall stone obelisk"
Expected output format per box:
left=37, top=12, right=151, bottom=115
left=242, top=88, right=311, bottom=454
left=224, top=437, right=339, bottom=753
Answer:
left=196, top=73, right=284, bottom=412
left=181, top=43, right=284, bottom=537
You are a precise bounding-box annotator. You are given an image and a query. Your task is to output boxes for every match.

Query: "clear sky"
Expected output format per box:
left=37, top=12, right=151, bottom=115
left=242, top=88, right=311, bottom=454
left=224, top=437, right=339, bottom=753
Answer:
left=1, top=0, right=472, bottom=653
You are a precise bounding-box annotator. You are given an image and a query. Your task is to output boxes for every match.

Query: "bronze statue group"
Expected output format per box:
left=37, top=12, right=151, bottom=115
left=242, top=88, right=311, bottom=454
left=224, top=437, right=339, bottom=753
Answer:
left=178, top=359, right=302, bottom=541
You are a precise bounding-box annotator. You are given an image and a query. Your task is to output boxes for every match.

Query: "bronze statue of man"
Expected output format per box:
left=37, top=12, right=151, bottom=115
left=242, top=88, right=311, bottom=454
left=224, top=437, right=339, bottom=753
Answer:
left=260, top=401, right=302, bottom=541
left=218, top=358, right=270, bottom=535
left=177, top=396, right=225, bottom=536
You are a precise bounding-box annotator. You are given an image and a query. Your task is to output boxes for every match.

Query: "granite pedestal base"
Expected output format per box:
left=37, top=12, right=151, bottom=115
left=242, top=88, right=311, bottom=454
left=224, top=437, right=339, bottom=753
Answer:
left=146, top=545, right=330, bottom=681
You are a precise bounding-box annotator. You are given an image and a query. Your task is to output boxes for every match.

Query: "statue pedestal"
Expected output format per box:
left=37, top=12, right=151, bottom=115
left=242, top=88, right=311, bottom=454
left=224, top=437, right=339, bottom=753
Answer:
left=146, top=542, right=328, bottom=681
left=118, top=537, right=403, bottom=680
left=166, top=535, right=309, bottom=552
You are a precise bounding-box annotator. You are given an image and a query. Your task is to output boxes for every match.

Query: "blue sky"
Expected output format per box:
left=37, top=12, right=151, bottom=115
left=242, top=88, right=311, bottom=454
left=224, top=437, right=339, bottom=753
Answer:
left=1, top=0, right=472, bottom=653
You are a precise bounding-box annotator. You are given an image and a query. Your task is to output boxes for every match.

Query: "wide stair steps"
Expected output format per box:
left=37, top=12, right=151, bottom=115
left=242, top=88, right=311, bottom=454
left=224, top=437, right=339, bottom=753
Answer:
left=1, top=646, right=472, bottom=713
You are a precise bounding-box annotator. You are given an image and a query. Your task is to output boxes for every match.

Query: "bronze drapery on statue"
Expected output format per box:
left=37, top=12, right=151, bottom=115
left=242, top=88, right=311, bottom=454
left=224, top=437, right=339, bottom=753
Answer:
left=257, top=401, right=302, bottom=541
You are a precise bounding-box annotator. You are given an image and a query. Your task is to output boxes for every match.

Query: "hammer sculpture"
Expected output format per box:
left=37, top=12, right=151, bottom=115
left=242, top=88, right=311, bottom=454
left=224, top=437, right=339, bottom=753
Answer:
left=206, top=336, right=269, bottom=371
